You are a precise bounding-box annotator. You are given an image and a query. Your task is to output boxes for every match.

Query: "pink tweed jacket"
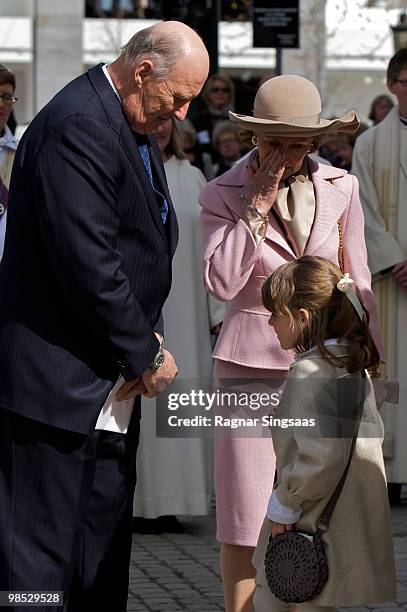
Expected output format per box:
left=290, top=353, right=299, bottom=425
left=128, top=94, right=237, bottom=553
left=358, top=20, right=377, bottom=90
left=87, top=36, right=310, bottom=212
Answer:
left=200, top=155, right=383, bottom=370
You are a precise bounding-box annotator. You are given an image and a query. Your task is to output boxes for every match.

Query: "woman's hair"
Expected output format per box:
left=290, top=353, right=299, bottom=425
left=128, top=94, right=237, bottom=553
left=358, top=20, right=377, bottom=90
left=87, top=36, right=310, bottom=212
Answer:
left=211, top=120, right=241, bottom=149
left=0, top=64, right=15, bottom=90
left=368, top=94, right=394, bottom=123
left=177, top=118, right=197, bottom=149
left=201, top=73, right=235, bottom=107
left=261, top=256, right=380, bottom=375
left=163, top=118, right=186, bottom=161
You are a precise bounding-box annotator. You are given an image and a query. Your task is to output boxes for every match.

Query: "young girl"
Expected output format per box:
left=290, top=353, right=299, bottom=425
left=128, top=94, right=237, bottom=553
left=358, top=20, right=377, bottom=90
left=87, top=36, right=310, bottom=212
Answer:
left=253, top=256, right=396, bottom=612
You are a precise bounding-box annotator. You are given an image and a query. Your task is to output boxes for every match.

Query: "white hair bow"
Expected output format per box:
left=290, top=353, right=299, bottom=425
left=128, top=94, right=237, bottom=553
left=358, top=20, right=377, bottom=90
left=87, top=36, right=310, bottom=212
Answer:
left=336, top=273, right=364, bottom=321
left=337, top=273, right=354, bottom=293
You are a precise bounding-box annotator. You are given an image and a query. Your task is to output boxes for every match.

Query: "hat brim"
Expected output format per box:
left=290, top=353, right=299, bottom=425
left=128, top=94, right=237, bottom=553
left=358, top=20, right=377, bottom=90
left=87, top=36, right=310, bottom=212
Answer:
left=229, top=110, right=360, bottom=137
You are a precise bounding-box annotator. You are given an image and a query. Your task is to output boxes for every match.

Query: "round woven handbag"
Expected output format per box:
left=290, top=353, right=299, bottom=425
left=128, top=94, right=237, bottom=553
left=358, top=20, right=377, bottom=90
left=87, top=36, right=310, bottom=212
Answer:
left=264, top=529, right=328, bottom=603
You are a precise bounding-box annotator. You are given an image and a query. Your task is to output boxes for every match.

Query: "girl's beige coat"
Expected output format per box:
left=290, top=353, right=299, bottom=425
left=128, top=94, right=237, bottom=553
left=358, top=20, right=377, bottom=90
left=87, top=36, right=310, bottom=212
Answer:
left=253, top=346, right=396, bottom=607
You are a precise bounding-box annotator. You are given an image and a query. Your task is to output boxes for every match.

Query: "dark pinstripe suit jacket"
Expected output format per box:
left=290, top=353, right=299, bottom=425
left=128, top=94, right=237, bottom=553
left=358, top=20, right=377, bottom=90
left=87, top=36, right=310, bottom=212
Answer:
left=0, top=64, right=178, bottom=433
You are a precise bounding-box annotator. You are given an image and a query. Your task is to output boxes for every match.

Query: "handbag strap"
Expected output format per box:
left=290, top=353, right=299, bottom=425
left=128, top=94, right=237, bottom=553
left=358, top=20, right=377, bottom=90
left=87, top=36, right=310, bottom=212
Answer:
left=328, top=175, right=344, bottom=275
left=337, top=219, right=344, bottom=274
left=317, top=370, right=366, bottom=531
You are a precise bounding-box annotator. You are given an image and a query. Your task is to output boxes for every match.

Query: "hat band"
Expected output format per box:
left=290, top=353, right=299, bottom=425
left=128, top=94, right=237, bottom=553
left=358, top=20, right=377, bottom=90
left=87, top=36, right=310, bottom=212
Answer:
left=253, top=112, right=321, bottom=126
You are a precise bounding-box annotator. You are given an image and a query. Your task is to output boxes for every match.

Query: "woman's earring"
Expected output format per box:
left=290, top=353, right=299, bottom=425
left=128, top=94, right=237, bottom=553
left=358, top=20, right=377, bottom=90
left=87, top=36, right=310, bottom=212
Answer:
left=251, top=135, right=258, bottom=146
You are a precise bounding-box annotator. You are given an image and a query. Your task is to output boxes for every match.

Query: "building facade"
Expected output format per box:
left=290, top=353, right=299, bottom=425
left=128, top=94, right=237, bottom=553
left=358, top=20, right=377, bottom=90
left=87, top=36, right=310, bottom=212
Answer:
left=0, top=0, right=404, bottom=129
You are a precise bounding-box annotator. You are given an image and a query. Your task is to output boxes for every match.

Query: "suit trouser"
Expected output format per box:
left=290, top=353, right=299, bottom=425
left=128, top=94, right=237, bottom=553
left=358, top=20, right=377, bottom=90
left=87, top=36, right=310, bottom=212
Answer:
left=0, top=403, right=140, bottom=612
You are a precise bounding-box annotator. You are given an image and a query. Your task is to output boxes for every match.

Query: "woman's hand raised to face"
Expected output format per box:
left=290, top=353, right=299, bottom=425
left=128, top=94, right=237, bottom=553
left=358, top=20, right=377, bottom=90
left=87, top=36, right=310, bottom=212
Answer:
left=248, top=145, right=286, bottom=216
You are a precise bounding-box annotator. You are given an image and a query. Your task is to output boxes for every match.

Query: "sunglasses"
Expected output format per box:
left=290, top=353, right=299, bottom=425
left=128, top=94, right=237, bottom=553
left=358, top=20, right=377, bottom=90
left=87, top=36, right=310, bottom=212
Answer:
left=211, top=87, right=230, bottom=94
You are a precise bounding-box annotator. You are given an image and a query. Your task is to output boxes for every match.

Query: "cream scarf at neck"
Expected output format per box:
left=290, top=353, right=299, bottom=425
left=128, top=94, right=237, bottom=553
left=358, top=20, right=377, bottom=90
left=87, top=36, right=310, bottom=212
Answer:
left=273, top=157, right=316, bottom=257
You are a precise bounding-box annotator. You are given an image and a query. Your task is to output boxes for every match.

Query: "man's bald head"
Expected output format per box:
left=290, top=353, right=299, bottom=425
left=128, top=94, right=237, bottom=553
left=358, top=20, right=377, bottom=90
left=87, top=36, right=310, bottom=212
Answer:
left=109, top=21, right=209, bottom=134
left=122, top=20, right=209, bottom=81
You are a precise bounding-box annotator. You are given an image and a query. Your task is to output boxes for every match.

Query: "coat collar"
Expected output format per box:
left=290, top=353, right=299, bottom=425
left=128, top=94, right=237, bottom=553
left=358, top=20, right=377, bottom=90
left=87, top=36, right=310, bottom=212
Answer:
left=87, top=63, right=124, bottom=134
left=87, top=64, right=178, bottom=253
left=293, top=339, right=351, bottom=362
left=215, top=152, right=349, bottom=258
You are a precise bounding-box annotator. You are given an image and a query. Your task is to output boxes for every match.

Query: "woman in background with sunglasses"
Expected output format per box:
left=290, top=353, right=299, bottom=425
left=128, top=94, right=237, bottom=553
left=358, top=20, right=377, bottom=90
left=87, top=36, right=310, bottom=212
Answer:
left=192, top=73, right=235, bottom=163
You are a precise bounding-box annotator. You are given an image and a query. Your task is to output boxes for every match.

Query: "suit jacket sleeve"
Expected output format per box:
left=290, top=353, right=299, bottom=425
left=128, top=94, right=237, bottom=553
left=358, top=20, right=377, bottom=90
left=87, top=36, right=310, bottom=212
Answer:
left=341, top=174, right=384, bottom=359
left=352, top=133, right=404, bottom=274
left=34, top=113, right=159, bottom=380
left=200, top=183, right=263, bottom=301
left=154, top=313, right=164, bottom=339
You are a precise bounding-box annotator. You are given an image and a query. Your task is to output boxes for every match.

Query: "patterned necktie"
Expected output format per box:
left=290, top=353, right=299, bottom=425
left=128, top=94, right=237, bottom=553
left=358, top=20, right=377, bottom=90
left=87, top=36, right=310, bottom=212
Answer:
left=138, top=143, right=169, bottom=224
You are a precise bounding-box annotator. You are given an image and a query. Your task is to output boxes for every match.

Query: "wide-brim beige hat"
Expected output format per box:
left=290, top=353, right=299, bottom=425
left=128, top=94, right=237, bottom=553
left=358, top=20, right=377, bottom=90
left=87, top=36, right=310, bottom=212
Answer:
left=229, top=74, right=360, bottom=137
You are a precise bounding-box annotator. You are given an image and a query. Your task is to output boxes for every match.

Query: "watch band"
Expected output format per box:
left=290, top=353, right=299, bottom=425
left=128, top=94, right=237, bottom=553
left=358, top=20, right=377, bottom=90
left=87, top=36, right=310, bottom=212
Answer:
left=150, top=340, right=165, bottom=372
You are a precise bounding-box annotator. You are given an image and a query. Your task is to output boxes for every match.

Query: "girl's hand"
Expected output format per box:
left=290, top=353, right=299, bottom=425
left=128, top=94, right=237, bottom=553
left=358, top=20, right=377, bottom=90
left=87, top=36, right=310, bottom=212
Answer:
left=269, top=520, right=295, bottom=538
left=247, top=145, right=285, bottom=216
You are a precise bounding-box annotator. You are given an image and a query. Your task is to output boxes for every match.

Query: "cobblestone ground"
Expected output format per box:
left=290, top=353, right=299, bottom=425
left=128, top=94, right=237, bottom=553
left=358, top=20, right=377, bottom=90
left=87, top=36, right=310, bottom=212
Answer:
left=128, top=493, right=407, bottom=611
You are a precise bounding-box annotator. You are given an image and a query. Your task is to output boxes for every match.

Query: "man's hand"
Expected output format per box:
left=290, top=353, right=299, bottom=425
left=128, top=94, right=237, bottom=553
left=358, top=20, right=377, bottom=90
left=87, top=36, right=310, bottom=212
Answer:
left=392, top=260, right=407, bottom=288
left=115, top=350, right=178, bottom=401
left=141, top=349, right=178, bottom=398
left=269, top=521, right=295, bottom=538
left=115, top=376, right=147, bottom=401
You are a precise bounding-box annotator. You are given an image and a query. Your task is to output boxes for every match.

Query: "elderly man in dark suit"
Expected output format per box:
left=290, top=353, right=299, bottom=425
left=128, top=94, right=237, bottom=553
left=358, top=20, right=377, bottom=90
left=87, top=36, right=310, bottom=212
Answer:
left=0, top=20, right=209, bottom=611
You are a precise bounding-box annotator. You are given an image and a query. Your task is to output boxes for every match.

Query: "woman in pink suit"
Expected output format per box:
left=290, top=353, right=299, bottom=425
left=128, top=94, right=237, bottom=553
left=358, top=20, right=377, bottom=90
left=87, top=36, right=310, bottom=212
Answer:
left=200, top=75, right=383, bottom=612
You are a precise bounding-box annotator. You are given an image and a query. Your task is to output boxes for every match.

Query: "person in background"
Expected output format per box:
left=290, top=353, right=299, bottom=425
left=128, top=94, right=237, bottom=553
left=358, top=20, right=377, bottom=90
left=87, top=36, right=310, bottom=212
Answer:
left=318, top=130, right=344, bottom=165
left=352, top=48, right=407, bottom=506
left=325, top=123, right=368, bottom=172
left=0, top=64, right=18, bottom=259
left=192, top=73, right=235, bottom=161
left=200, top=74, right=382, bottom=612
left=178, top=118, right=215, bottom=180
left=336, top=133, right=354, bottom=171
left=368, top=93, right=394, bottom=126
left=133, top=117, right=226, bottom=532
left=212, top=121, right=243, bottom=177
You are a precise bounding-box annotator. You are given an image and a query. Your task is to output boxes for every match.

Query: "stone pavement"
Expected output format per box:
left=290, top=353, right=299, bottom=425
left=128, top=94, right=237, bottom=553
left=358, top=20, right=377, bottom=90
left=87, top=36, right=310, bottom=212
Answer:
left=128, top=494, right=407, bottom=611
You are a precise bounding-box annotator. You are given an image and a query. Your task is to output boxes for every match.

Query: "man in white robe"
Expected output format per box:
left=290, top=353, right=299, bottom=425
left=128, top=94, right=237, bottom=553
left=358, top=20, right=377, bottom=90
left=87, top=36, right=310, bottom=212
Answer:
left=352, top=48, right=407, bottom=503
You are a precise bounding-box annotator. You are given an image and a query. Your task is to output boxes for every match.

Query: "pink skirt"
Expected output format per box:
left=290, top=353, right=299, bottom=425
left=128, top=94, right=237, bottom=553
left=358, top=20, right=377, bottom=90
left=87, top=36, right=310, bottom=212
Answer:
left=214, top=359, right=286, bottom=547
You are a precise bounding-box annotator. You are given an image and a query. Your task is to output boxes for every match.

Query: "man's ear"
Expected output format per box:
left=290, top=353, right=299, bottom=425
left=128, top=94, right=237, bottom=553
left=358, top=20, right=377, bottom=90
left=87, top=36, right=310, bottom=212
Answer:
left=134, top=60, right=155, bottom=87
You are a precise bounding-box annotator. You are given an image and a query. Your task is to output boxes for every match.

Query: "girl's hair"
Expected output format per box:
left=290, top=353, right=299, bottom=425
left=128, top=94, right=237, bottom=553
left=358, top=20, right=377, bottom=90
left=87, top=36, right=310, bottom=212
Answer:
left=261, top=256, right=380, bottom=375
